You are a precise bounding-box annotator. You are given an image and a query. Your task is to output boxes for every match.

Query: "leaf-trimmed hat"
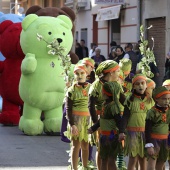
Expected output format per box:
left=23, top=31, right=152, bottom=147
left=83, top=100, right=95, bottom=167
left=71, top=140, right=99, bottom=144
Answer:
left=119, top=58, right=132, bottom=75
left=132, top=73, right=147, bottom=84
left=96, top=60, right=119, bottom=76
left=162, top=79, right=170, bottom=86
left=74, top=64, right=87, bottom=73
left=146, top=78, right=155, bottom=88
left=153, top=86, right=170, bottom=99
left=82, top=57, right=95, bottom=68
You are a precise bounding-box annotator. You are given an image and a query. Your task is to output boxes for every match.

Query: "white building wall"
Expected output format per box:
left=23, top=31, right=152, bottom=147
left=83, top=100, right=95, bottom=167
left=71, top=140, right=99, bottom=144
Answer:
left=76, top=10, right=92, bottom=50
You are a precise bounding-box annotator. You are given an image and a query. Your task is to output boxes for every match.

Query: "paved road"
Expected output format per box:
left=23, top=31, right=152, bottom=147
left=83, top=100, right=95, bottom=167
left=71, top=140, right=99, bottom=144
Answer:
left=0, top=125, right=70, bottom=170
left=0, top=124, right=169, bottom=170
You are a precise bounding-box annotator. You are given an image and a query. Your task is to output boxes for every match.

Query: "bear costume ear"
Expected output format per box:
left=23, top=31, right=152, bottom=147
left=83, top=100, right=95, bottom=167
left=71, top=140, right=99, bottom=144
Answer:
left=22, top=14, right=38, bottom=31
left=61, top=6, right=76, bottom=22
left=0, top=20, right=13, bottom=34
left=57, top=15, right=73, bottom=30
left=25, top=5, right=42, bottom=16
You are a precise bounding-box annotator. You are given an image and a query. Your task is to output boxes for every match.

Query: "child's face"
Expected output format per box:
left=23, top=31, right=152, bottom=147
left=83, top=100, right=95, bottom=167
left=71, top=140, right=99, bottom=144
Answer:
left=74, top=69, right=87, bottom=83
left=133, top=79, right=147, bottom=94
left=86, top=65, right=93, bottom=75
left=110, top=68, right=120, bottom=81
left=164, top=85, right=170, bottom=91
left=155, top=94, right=170, bottom=107
left=118, top=77, right=124, bottom=85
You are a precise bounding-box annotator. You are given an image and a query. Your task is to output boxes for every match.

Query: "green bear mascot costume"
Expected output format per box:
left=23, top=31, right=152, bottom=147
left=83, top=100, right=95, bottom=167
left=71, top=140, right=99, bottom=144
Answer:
left=19, top=14, right=73, bottom=135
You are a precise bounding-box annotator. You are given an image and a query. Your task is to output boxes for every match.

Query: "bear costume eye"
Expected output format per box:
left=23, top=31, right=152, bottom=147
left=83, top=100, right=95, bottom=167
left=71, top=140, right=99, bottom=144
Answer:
left=63, top=32, right=65, bottom=36
left=48, top=32, right=52, bottom=35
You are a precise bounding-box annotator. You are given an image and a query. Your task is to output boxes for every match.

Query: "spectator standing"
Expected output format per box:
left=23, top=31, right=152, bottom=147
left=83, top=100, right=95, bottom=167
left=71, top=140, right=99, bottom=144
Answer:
left=108, top=41, right=117, bottom=59
left=91, top=47, right=106, bottom=70
left=163, top=51, right=170, bottom=81
left=115, top=46, right=125, bottom=63
left=89, top=43, right=97, bottom=58
left=124, top=43, right=138, bottom=74
left=80, top=39, right=89, bottom=58
left=75, top=42, right=83, bottom=60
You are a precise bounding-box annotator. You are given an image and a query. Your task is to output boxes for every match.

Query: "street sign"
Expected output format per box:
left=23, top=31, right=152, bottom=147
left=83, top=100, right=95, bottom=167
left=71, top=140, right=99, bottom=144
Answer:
left=95, top=0, right=125, bottom=5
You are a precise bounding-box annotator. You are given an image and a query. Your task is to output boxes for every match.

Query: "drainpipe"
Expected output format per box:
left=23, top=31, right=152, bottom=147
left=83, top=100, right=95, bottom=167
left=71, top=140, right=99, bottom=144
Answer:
left=137, top=0, right=141, bottom=41
left=167, top=0, right=170, bottom=53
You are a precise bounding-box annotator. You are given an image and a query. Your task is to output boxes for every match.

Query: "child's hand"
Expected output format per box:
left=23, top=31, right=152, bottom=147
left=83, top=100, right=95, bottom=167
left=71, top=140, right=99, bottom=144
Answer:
left=87, top=128, right=93, bottom=134
left=71, top=125, right=79, bottom=136
left=147, top=147, right=155, bottom=156
left=119, top=133, right=126, bottom=142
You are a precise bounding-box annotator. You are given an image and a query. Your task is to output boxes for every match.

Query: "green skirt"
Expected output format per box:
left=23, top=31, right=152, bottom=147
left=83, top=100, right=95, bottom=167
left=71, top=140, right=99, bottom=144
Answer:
left=100, top=133, right=123, bottom=160
left=124, top=131, right=145, bottom=158
left=64, top=115, right=91, bottom=143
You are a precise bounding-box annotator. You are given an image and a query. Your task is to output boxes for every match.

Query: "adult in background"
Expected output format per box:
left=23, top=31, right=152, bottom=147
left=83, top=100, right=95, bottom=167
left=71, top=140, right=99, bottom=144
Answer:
left=75, top=42, right=83, bottom=60
left=123, top=43, right=138, bottom=74
left=108, top=41, right=117, bottom=59
left=163, top=51, right=170, bottom=81
left=91, top=47, right=106, bottom=70
left=80, top=39, right=89, bottom=58
left=89, top=43, right=97, bottom=58
left=115, top=46, right=125, bottom=63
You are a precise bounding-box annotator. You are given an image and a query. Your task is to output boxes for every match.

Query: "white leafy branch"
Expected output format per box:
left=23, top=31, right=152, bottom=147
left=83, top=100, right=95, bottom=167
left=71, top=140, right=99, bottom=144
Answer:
left=37, top=33, right=74, bottom=83
left=138, top=25, right=157, bottom=78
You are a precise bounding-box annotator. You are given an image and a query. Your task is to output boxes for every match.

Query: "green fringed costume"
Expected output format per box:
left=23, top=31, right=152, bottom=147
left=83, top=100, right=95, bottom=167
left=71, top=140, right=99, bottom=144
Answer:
left=124, top=94, right=154, bottom=158
left=146, top=106, right=170, bottom=161
left=64, top=83, right=91, bottom=142
left=100, top=81, right=123, bottom=160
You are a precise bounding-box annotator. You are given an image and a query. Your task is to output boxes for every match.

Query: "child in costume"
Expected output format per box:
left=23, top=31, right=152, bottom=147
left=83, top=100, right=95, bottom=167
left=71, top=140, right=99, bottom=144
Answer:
left=88, top=60, right=126, bottom=170
left=119, top=58, right=132, bottom=97
left=60, top=57, right=95, bottom=143
left=88, top=60, right=120, bottom=170
left=64, top=64, right=91, bottom=170
left=145, top=86, right=170, bottom=170
left=122, top=74, right=154, bottom=170
left=146, top=78, right=156, bottom=97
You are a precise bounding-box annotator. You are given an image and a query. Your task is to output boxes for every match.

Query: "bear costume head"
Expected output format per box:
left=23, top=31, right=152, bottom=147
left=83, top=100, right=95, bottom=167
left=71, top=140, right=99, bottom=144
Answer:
left=25, top=5, right=78, bottom=64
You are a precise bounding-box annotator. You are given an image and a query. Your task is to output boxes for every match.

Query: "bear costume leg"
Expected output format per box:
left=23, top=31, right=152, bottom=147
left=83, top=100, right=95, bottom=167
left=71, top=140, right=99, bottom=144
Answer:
left=0, top=98, right=21, bottom=125
left=43, top=106, right=62, bottom=135
left=19, top=103, right=43, bottom=135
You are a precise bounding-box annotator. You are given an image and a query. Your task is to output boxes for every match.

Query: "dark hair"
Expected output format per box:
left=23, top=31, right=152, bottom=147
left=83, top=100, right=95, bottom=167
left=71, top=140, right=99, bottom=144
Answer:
left=116, top=46, right=124, bottom=52
left=110, top=41, right=117, bottom=47
left=125, top=43, right=133, bottom=50
left=81, top=39, right=85, bottom=43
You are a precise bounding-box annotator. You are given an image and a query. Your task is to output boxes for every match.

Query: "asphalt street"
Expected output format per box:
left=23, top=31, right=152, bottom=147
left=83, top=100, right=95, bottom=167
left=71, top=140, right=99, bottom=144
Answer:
left=0, top=124, right=169, bottom=170
left=0, top=125, right=70, bottom=170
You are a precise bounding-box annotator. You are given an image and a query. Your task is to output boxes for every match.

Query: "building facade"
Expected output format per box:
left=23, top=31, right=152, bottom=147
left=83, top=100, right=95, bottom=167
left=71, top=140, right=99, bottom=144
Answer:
left=0, top=0, right=170, bottom=85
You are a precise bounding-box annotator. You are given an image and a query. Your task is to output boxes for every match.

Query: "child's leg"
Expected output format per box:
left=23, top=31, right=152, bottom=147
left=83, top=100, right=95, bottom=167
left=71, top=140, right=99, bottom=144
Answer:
left=81, top=140, right=89, bottom=168
left=108, top=157, right=117, bottom=170
left=96, top=150, right=101, bottom=170
left=138, top=156, right=147, bottom=170
left=147, top=157, right=156, bottom=170
left=60, top=104, right=70, bottom=143
left=88, top=144, right=93, bottom=161
left=101, top=158, right=108, bottom=170
left=71, top=138, right=81, bottom=170
left=127, top=156, right=138, bottom=170
left=156, top=160, right=165, bottom=170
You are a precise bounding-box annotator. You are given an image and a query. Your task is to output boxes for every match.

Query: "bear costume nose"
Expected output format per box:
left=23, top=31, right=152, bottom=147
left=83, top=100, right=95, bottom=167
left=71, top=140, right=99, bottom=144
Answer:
left=57, top=38, right=62, bottom=44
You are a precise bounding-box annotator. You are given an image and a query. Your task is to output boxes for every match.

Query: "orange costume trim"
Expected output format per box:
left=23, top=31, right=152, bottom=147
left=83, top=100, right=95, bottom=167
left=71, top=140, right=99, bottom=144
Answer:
left=74, top=66, right=87, bottom=73
left=100, top=130, right=117, bottom=136
left=151, top=133, right=168, bottom=140
left=103, top=65, right=120, bottom=73
left=82, top=60, right=94, bottom=68
left=155, top=91, right=170, bottom=99
left=73, top=110, right=90, bottom=116
left=147, top=81, right=155, bottom=88
left=127, top=126, right=145, bottom=132
left=132, top=76, right=146, bottom=84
